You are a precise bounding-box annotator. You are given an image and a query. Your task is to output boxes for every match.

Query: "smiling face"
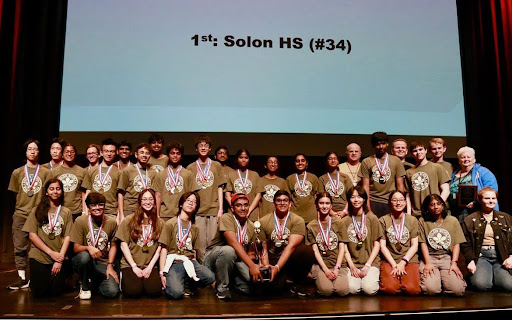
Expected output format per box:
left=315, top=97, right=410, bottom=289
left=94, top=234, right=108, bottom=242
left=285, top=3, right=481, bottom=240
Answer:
left=215, top=148, right=228, bottom=163
left=150, top=140, right=163, bottom=154
left=458, top=151, right=476, bottom=169
left=316, top=196, right=332, bottom=217
left=63, top=145, right=76, bottom=163
left=140, top=190, right=155, bottom=212
left=326, top=153, right=339, bottom=170
left=86, top=147, right=99, bottom=165
left=429, top=142, right=446, bottom=160
left=136, top=146, right=151, bottom=165
left=479, top=191, right=497, bottom=212
left=390, top=192, right=406, bottom=213
left=349, top=189, right=364, bottom=212
left=168, top=148, right=182, bottom=166
left=295, top=155, right=307, bottom=172
left=101, top=144, right=117, bottom=164
left=392, top=141, right=407, bottom=160
left=196, top=142, right=211, bottom=158
left=346, top=144, right=362, bottom=162
left=182, top=194, right=198, bottom=216
left=265, top=157, right=279, bottom=174
left=118, top=145, right=131, bottom=160
left=232, top=197, right=250, bottom=222
left=274, top=194, right=291, bottom=215
left=46, top=181, right=63, bottom=203
left=411, top=145, right=427, bottom=162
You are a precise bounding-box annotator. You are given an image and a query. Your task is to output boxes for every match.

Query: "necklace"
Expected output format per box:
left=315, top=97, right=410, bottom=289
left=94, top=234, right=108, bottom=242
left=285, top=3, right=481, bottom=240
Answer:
left=345, top=163, right=360, bottom=183
left=435, top=218, right=444, bottom=227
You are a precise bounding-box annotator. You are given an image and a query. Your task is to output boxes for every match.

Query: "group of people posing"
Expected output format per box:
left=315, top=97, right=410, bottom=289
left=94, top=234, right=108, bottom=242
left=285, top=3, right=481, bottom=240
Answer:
left=7, top=131, right=511, bottom=301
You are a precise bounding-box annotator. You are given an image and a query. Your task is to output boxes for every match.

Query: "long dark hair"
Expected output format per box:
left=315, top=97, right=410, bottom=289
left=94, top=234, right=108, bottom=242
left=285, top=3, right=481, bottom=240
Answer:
left=346, top=186, right=369, bottom=216
left=421, top=194, right=448, bottom=222
left=35, top=178, right=64, bottom=225
left=177, top=191, right=200, bottom=224
left=129, top=189, right=162, bottom=241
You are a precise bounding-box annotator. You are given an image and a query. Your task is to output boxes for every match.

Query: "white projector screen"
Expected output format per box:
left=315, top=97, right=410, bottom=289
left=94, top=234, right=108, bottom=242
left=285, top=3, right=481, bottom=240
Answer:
left=60, top=0, right=466, bottom=137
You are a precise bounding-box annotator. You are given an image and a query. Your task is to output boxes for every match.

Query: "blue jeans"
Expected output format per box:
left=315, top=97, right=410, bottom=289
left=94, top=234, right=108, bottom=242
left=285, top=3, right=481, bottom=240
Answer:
left=471, top=247, right=512, bottom=291
left=165, top=260, right=214, bottom=299
left=72, top=251, right=119, bottom=298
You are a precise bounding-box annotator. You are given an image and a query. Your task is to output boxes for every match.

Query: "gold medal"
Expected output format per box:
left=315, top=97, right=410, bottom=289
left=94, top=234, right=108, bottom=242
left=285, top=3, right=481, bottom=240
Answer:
left=275, top=240, right=282, bottom=247
left=27, top=190, right=34, bottom=197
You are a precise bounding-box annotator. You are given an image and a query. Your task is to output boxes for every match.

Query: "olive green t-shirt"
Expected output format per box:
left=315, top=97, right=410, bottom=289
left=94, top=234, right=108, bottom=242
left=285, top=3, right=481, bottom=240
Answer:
left=418, top=216, right=465, bottom=255
left=115, top=215, right=164, bottom=269
left=186, top=159, right=226, bottom=216
left=118, top=165, right=157, bottom=213
left=8, top=165, right=51, bottom=219
left=318, top=172, right=352, bottom=211
left=340, top=213, right=381, bottom=268
left=206, top=212, right=265, bottom=252
left=148, top=155, right=169, bottom=174
left=83, top=164, right=121, bottom=215
left=51, top=165, right=86, bottom=214
left=258, top=176, right=287, bottom=219
left=359, top=154, right=406, bottom=203
left=405, top=162, right=450, bottom=217
left=153, top=166, right=196, bottom=219
left=23, top=206, right=73, bottom=264
left=430, top=160, right=454, bottom=178
left=379, top=213, right=419, bottom=263
left=226, top=169, right=264, bottom=221
left=70, top=214, right=118, bottom=264
left=307, top=218, right=343, bottom=268
left=159, top=217, right=200, bottom=260
left=260, top=211, right=305, bottom=261
left=286, top=172, right=321, bottom=223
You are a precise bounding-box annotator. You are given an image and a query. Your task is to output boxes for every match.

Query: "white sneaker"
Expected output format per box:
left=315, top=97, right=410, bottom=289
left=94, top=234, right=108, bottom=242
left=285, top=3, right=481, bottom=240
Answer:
left=79, top=286, right=91, bottom=300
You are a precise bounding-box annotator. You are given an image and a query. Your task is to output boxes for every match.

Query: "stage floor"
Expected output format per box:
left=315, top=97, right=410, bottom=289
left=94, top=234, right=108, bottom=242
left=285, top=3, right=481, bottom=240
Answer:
left=1, top=263, right=512, bottom=319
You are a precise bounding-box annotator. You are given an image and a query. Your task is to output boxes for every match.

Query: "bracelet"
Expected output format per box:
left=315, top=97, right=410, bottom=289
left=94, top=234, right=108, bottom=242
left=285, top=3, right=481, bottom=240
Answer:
left=364, top=263, right=371, bottom=268
left=159, top=271, right=165, bottom=276
left=335, top=263, right=341, bottom=269
left=130, top=262, right=137, bottom=268
left=107, top=262, right=114, bottom=265
left=402, top=257, right=409, bottom=264
left=275, top=264, right=280, bottom=272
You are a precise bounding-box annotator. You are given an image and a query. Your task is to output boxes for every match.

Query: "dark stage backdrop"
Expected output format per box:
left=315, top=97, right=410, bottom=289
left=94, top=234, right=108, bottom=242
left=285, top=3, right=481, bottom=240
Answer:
left=1, top=0, right=511, bottom=262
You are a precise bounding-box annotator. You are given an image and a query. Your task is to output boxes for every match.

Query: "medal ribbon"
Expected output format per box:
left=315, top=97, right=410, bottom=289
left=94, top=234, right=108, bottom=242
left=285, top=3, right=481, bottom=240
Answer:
left=49, top=161, right=63, bottom=171
left=177, top=218, right=191, bottom=248
left=374, top=153, right=389, bottom=178
left=142, top=223, right=153, bottom=245
left=24, top=164, right=40, bottom=192
left=135, top=164, right=149, bottom=189
left=352, top=213, right=366, bottom=242
left=234, top=216, right=248, bottom=244
left=391, top=214, right=406, bottom=245
left=88, top=216, right=104, bottom=248
left=237, top=169, right=249, bottom=193
left=318, top=216, right=332, bottom=248
left=196, top=159, right=211, bottom=184
left=167, top=165, right=182, bottom=189
left=273, top=211, right=290, bottom=240
left=48, top=205, right=62, bottom=232
left=117, top=161, right=131, bottom=170
left=327, top=171, right=340, bottom=194
left=295, top=172, right=308, bottom=192
left=98, top=164, right=113, bottom=189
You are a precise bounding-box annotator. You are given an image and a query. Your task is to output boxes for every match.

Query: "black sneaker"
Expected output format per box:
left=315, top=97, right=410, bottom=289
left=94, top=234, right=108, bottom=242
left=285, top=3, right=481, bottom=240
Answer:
left=7, top=277, right=30, bottom=290
left=184, top=287, right=197, bottom=297
left=216, top=289, right=232, bottom=300
left=290, top=285, right=309, bottom=297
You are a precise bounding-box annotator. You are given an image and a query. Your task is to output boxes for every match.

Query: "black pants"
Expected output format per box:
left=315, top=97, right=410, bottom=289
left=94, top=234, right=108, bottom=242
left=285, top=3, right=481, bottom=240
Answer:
left=29, top=258, right=71, bottom=298
left=121, top=267, right=161, bottom=298
left=268, top=244, right=315, bottom=292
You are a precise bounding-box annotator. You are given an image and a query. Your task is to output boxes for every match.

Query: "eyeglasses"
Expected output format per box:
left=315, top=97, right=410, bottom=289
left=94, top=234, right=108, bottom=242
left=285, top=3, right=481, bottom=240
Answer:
left=390, top=199, right=406, bottom=204
left=141, top=198, right=154, bottom=203
left=89, top=203, right=105, bottom=212
left=185, top=199, right=197, bottom=205
left=275, top=198, right=290, bottom=204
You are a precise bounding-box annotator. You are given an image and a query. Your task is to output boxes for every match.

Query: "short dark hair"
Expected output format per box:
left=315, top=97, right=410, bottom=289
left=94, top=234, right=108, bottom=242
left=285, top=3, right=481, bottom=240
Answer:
left=135, top=143, right=151, bottom=153
left=101, top=138, right=117, bottom=149
left=235, top=148, right=251, bottom=159
left=166, top=141, right=184, bottom=155
left=409, top=140, right=426, bottom=153
left=50, top=137, right=66, bottom=150
left=63, top=143, right=77, bottom=155
left=273, top=190, right=291, bottom=202
left=371, top=132, right=389, bottom=146
left=24, top=139, right=40, bottom=152
left=118, top=140, right=132, bottom=150
left=214, top=145, right=229, bottom=155
left=148, top=133, right=164, bottom=144
left=194, top=135, right=211, bottom=148
left=85, top=192, right=106, bottom=206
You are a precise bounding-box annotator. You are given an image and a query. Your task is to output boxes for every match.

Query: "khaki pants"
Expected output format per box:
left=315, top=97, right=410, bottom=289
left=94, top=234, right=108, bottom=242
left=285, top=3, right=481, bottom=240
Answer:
left=195, top=216, right=218, bottom=262
left=311, top=264, right=349, bottom=296
left=420, top=254, right=467, bottom=296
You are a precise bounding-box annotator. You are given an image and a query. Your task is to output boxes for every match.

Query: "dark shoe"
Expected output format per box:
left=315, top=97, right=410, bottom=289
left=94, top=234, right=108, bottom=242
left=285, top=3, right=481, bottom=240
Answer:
left=290, top=285, right=309, bottom=297
left=216, top=289, right=232, bottom=300
left=7, top=277, right=29, bottom=290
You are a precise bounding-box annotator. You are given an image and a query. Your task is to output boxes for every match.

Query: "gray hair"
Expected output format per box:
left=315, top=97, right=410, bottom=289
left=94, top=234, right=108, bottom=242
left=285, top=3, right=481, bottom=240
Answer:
left=457, top=146, right=476, bottom=159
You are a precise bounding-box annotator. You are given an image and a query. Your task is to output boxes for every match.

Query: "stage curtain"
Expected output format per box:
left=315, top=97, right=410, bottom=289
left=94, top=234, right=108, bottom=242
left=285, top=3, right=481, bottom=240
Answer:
left=0, top=0, right=67, bottom=262
left=457, top=0, right=512, bottom=212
